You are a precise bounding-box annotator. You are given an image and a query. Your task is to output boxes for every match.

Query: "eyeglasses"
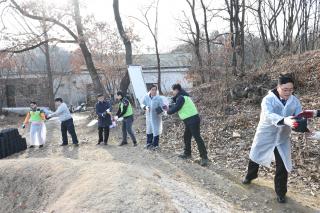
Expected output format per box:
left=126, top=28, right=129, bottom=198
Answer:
left=279, top=87, right=294, bottom=93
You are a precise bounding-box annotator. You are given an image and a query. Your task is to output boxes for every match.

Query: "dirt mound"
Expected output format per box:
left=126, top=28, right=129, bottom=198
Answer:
left=0, top=158, right=181, bottom=213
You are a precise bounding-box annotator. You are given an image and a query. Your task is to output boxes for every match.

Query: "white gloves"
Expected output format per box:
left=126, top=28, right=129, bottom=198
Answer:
left=106, top=108, right=111, bottom=113
left=114, top=116, right=119, bottom=121
left=284, top=116, right=298, bottom=128
left=117, top=117, right=124, bottom=122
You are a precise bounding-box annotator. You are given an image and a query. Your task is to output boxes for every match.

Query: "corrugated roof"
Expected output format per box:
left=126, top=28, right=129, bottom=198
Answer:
left=133, top=53, right=192, bottom=68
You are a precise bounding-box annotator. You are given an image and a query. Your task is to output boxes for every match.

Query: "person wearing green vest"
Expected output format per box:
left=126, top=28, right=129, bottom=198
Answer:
left=167, top=84, right=208, bottom=167
left=22, top=101, right=47, bottom=148
left=115, top=91, right=137, bottom=146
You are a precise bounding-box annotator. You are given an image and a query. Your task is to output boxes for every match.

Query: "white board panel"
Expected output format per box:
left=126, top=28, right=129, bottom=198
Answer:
left=128, top=65, right=147, bottom=108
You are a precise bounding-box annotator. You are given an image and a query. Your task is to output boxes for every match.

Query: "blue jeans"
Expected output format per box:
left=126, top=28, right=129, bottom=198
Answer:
left=61, top=118, right=79, bottom=144
left=122, top=116, right=137, bottom=143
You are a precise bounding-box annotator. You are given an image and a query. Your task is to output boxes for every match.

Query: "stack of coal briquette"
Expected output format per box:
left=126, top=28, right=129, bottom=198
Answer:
left=0, top=128, right=27, bottom=159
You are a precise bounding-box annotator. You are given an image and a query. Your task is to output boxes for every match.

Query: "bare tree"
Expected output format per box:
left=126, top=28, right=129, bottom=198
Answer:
left=131, top=0, right=163, bottom=94
left=41, top=19, right=55, bottom=109
left=113, top=0, right=132, bottom=95
left=224, top=0, right=246, bottom=75
left=1, top=0, right=106, bottom=96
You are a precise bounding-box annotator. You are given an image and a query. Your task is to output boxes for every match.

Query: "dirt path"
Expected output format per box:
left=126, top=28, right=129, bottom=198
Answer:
left=0, top=113, right=319, bottom=213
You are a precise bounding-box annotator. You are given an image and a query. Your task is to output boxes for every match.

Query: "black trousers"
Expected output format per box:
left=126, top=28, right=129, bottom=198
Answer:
left=183, top=121, right=208, bottom=159
left=61, top=118, right=79, bottom=145
left=245, top=147, right=288, bottom=197
left=98, top=127, right=110, bottom=143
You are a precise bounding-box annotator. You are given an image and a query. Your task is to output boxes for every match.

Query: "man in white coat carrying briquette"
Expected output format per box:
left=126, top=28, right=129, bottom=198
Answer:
left=242, top=74, right=302, bottom=204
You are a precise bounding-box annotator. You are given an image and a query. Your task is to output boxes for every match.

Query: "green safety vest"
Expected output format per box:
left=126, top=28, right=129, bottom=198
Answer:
left=29, top=110, right=42, bottom=122
left=120, top=99, right=133, bottom=117
left=178, top=96, right=198, bottom=120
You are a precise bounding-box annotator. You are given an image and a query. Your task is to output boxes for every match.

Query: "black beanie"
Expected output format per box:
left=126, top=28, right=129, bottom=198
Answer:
left=117, top=91, right=124, bottom=97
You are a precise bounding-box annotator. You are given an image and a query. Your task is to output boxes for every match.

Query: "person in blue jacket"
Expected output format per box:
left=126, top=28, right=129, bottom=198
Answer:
left=95, top=94, right=112, bottom=145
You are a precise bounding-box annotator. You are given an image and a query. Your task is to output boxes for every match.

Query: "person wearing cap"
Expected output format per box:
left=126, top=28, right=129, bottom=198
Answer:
left=48, top=98, right=79, bottom=146
left=242, top=74, right=302, bottom=204
left=95, top=94, right=112, bottom=145
left=166, top=84, right=208, bottom=167
left=115, top=91, right=137, bottom=146
left=141, top=84, right=166, bottom=150
left=22, top=101, right=47, bottom=148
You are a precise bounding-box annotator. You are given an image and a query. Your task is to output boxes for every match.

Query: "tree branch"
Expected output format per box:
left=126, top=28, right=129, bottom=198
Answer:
left=10, top=0, right=78, bottom=41
left=1, top=38, right=77, bottom=53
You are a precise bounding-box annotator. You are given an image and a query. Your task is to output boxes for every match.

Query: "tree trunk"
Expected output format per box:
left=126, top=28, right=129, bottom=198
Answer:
left=73, top=0, right=105, bottom=96
left=257, top=0, right=271, bottom=56
left=186, top=0, right=204, bottom=83
left=42, top=21, right=55, bottom=110
left=154, top=38, right=162, bottom=95
left=113, top=0, right=132, bottom=95
left=239, top=0, right=245, bottom=76
left=229, top=0, right=237, bottom=75
left=200, top=0, right=210, bottom=55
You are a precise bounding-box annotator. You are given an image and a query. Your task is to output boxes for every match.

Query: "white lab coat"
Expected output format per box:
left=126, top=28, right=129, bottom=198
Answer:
left=141, top=94, right=164, bottom=136
left=249, top=91, right=302, bottom=172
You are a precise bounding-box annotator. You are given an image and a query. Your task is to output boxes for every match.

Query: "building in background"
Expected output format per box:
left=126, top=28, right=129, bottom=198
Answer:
left=134, top=53, right=192, bottom=93
left=0, top=53, right=192, bottom=108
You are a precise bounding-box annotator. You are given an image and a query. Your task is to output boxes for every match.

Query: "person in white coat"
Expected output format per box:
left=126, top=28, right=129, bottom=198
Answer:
left=141, top=85, right=166, bottom=150
left=242, top=74, right=302, bottom=204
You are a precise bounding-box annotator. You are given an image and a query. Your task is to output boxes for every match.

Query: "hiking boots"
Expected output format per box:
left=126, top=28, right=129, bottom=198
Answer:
left=29, top=145, right=35, bottom=148
left=39, top=145, right=43, bottom=148
left=133, top=142, right=138, bottom=147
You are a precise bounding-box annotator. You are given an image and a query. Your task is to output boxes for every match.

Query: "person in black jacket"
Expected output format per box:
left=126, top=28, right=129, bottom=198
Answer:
left=167, top=84, right=208, bottom=167
left=95, top=94, right=112, bottom=145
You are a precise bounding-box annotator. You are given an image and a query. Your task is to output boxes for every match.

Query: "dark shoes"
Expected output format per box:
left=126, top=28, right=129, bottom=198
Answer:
left=277, top=195, right=286, bottom=204
left=144, top=144, right=152, bottom=149
left=178, top=153, right=192, bottom=159
left=242, top=178, right=252, bottom=185
left=39, top=145, right=44, bottom=148
left=29, top=145, right=35, bottom=148
left=200, top=158, right=209, bottom=167
left=60, top=144, right=68, bottom=146
left=73, top=143, right=79, bottom=147
left=119, top=141, right=136, bottom=146
left=119, top=141, right=128, bottom=146
left=148, top=145, right=159, bottom=151
left=97, top=141, right=108, bottom=145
